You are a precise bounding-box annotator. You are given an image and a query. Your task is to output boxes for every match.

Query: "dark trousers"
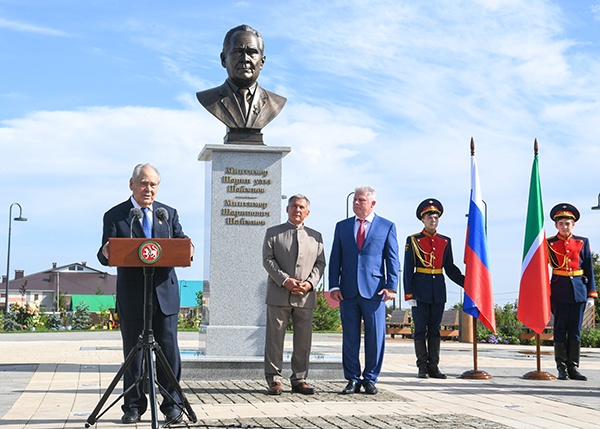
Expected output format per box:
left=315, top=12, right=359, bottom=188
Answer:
left=552, top=302, right=585, bottom=342
left=412, top=301, right=445, bottom=341
left=119, top=309, right=181, bottom=414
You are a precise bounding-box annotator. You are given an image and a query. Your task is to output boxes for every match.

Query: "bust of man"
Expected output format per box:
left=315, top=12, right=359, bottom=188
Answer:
left=196, top=24, right=287, bottom=144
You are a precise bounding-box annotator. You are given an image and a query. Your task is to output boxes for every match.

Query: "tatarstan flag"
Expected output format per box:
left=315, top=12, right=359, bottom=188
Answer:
left=517, top=145, right=551, bottom=334
left=463, top=141, right=496, bottom=333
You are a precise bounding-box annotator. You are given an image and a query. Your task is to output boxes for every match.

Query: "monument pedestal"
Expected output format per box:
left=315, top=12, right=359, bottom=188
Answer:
left=198, top=144, right=290, bottom=358
left=186, top=143, right=342, bottom=380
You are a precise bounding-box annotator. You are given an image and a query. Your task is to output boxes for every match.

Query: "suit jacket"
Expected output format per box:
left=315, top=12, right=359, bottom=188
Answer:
left=403, top=231, right=464, bottom=304
left=196, top=80, right=286, bottom=130
left=263, top=222, right=326, bottom=309
left=547, top=234, right=597, bottom=303
left=328, top=214, right=399, bottom=300
left=97, top=199, right=187, bottom=320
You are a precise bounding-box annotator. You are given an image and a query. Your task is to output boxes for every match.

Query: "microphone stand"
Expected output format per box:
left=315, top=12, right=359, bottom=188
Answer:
left=85, top=266, right=197, bottom=428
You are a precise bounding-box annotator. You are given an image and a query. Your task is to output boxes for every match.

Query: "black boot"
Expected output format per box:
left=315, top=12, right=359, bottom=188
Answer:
left=427, top=337, right=447, bottom=379
left=554, top=342, right=568, bottom=380
left=567, top=341, right=587, bottom=381
left=414, top=339, right=428, bottom=378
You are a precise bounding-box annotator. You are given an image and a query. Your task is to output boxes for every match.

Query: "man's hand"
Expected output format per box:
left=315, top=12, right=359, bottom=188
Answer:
left=330, top=289, right=343, bottom=302
left=378, top=288, right=396, bottom=302
left=406, top=299, right=417, bottom=307
left=283, top=278, right=311, bottom=295
left=101, top=241, right=110, bottom=259
left=586, top=298, right=595, bottom=310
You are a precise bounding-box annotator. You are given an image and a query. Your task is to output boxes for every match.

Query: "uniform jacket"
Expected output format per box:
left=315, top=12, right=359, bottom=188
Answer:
left=547, top=234, right=597, bottom=303
left=328, top=214, right=399, bottom=300
left=403, top=230, right=464, bottom=304
left=262, top=222, right=326, bottom=309
left=97, top=199, right=187, bottom=320
left=196, top=80, right=286, bottom=130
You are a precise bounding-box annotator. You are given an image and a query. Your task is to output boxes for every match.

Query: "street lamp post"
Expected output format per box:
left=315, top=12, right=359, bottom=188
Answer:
left=346, top=191, right=355, bottom=218
left=5, top=203, right=27, bottom=314
left=591, top=193, right=600, bottom=211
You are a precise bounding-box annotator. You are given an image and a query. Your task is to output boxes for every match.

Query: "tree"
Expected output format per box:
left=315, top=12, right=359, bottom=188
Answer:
left=312, top=291, right=341, bottom=332
left=72, top=301, right=93, bottom=330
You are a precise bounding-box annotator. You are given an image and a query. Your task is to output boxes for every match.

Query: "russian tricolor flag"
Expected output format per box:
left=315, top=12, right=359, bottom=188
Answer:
left=463, top=143, right=496, bottom=333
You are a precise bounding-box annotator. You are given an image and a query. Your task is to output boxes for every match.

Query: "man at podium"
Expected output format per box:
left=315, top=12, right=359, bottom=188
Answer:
left=97, top=163, right=189, bottom=425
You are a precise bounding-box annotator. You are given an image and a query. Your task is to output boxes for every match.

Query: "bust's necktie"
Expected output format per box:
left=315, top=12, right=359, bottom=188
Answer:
left=238, top=88, right=250, bottom=119
left=357, top=219, right=366, bottom=250
left=142, top=207, right=152, bottom=238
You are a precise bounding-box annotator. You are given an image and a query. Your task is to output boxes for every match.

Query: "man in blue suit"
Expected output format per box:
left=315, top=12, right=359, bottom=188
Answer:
left=97, top=164, right=190, bottom=425
left=328, top=185, right=399, bottom=395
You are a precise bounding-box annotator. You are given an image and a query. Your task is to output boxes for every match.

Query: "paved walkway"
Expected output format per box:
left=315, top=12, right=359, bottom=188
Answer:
left=1, top=331, right=599, bottom=428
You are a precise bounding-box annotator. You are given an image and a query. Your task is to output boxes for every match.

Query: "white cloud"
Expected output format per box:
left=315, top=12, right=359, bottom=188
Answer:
left=0, top=17, right=69, bottom=36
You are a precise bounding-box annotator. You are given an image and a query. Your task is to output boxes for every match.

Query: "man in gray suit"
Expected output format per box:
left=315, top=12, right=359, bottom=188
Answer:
left=262, top=194, right=326, bottom=395
left=196, top=24, right=286, bottom=143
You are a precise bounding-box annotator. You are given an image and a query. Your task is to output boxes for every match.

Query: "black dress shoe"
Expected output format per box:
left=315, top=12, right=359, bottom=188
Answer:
left=363, top=381, right=378, bottom=395
left=341, top=380, right=361, bottom=394
left=291, top=382, right=315, bottom=395
left=121, top=409, right=141, bottom=424
left=164, top=408, right=183, bottom=424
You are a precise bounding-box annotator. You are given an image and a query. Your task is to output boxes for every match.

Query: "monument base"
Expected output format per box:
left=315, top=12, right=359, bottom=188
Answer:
left=182, top=352, right=342, bottom=381
left=198, top=324, right=265, bottom=357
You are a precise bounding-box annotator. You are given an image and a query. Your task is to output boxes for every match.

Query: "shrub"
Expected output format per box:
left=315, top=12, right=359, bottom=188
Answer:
left=312, top=291, right=341, bottom=332
left=581, top=328, right=600, bottom=348
left=72, top=302, right=93, bottom=330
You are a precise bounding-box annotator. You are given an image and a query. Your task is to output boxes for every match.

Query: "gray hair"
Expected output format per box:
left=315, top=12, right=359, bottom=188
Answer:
left=222, top=24, right=265, bottom=54
left=131, top=163, right=161, bottom=184
left=288, top=194, right=310, bottom=207
left=355, top=185, right=376, bottom=201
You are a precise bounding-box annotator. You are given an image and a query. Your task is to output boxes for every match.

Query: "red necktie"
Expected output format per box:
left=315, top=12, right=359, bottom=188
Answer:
left=357, top=219, right=366, bottom=250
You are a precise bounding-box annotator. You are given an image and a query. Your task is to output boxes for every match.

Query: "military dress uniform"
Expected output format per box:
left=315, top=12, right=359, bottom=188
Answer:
left=547, top=203, right=597, bottom=381
left=404, top=199, right=464, bottom=379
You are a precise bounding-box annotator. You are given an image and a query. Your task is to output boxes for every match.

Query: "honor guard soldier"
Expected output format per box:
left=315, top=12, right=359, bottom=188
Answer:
left=547, top=203, right=597, bottom=381
left=404, top=199, right=465, bottom=378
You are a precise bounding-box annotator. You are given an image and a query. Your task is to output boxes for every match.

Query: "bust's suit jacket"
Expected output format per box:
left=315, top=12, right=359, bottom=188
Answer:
left=328, top=214, right=399, bottom=299
left=263, top=222, right=326, bottom=309
left=196, top=80, right=287, bottom=130
left=97, top=199, right=187, bottom=320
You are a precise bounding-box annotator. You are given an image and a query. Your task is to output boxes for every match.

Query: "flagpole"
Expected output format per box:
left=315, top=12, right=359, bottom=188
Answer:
left=521, top=139, right=556, bottom=381
left=460, top=138, right=492, bottom=380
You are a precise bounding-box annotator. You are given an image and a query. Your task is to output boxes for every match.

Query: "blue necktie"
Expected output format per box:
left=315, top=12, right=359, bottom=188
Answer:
left=142, top=207, right=152, bottom=238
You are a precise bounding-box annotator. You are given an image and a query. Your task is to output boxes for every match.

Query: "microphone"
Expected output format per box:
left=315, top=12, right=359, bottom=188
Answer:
left=155, top=207, right=171, bottom=238
left=129, top=208, right=143, bottom=238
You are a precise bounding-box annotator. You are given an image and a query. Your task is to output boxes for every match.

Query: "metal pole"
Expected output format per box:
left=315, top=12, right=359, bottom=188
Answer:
left=346, top=191, right=355, bottom=218
left=5, top=203, right=27, bottom=314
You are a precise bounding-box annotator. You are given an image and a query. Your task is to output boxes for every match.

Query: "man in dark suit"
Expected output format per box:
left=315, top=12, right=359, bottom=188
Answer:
left=328, top=185, right=399, bottom=395
left=196, top=24, right=286, bottom=140
left=262, top=194, right=326, bottom=396
left=404, top=199, right=464, bottom=379
left=547, top=203, right=597, bottom=381
left=97, top=163, right=190, bottom=424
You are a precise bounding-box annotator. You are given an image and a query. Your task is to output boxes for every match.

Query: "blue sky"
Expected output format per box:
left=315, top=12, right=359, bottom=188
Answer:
left=2, top=0, right=600, bottom=307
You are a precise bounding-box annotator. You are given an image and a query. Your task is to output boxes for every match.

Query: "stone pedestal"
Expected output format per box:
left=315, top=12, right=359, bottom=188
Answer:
left=197, top=144, right=291, bottom=357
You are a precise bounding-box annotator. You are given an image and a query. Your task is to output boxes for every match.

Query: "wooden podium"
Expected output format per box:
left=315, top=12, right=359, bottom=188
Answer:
left=86, top=237, right=197, bottom=429
left=108, top=237, right=192, bottom=267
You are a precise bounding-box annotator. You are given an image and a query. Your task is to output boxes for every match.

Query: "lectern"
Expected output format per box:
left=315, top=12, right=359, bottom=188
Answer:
left=86, top=238, right=197, bottom=429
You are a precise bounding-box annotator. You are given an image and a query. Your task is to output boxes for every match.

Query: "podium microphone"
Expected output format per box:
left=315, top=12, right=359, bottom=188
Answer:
left=155, top=207, right=171, bottom=238
left=129, top=208, right=143, bottom=238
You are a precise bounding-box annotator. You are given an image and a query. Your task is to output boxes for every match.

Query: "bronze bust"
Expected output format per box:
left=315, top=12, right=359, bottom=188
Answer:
left=197, top=24, right=287, bottom=144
